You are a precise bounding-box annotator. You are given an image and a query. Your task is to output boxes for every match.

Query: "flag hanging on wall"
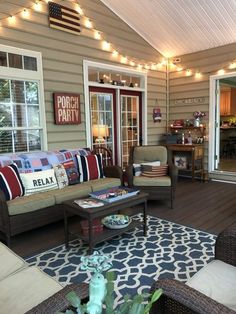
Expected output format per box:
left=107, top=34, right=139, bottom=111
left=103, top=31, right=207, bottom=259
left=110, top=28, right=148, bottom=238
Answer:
left=48, top=2, right=80, bottom=35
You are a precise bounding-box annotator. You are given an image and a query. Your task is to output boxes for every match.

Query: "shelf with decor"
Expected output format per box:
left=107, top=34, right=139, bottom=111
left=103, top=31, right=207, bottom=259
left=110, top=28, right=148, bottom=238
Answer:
left=168, top=126, right=206, bottom=145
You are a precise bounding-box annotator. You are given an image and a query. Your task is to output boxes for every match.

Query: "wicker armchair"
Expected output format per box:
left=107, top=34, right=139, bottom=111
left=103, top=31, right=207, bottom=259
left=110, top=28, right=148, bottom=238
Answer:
left=150, top=224, right=236, bottom=314
left=26, top=283, right=89, bottom=314
left=126, top=145, right=178, bottom=208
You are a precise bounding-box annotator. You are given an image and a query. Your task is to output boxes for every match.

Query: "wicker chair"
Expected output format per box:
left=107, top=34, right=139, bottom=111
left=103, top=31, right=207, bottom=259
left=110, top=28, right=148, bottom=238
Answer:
left=125, top=145, right=178, bottom=208
left=150, top=224, right=236, bottom=314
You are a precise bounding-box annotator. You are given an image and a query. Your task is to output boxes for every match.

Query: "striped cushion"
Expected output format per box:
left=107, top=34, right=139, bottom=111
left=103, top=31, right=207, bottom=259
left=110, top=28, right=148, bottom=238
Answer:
left=76, top=153, right=104, bottom=182
left=0, top=164, right=24, bottom=200
left=141, top=164, right=168, bottom=177
left=20, top=169, right=58, bottom=195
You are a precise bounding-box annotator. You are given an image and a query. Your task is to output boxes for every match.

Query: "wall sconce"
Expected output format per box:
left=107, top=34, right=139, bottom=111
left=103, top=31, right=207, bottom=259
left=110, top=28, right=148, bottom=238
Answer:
left=92, top=124, right=109, bottom=144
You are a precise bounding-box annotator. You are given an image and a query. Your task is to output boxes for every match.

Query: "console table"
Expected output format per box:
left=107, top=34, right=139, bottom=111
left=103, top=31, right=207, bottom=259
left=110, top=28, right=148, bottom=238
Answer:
left=167, top=144, right=204, bottom=181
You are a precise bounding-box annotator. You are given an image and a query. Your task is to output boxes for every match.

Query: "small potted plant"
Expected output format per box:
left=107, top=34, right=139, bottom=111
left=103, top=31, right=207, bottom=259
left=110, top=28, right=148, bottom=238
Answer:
left=61, top=251, right=162, bottom=314
left=193, top=111, right=206, bottom=127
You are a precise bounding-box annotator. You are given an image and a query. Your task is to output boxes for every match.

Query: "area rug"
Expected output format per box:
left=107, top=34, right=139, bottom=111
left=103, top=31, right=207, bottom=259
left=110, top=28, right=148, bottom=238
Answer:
left=26, top=215, right=216, bottom=305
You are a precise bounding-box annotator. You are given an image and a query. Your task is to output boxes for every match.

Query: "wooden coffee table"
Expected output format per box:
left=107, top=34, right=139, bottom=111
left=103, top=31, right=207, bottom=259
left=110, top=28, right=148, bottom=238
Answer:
left=63, top=192, right=148, bottom=253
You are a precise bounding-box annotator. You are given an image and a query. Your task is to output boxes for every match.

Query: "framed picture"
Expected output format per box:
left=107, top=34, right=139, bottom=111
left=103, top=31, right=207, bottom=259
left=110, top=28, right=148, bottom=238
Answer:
left=174, top=156, right=187, bottom=169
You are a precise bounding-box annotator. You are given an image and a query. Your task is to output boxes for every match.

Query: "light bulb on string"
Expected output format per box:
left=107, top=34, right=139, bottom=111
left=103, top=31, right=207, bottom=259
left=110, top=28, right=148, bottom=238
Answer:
left=85, top=18, right=92, bottom=29
left=112, top=50, right=118, bottom=57
left=8, top=15, right=16, bottom=24
left=186, top=69, right=192, bottom=76
left=129, top=61, right=135, bottom=67
left=34, top=1, right=42, bottom=11
left=76, top=5, right=84, bottom=15
left=120, top=56, right=127, bottom=64
left=94, top=30, right=101, bottom=40
left=102, top=41, right=110, bottom=51
left=195, top=72, right=202, bottom=79
left=218, top=69, right=225, bottom=75
left=22, top=9, right=30, bottom=18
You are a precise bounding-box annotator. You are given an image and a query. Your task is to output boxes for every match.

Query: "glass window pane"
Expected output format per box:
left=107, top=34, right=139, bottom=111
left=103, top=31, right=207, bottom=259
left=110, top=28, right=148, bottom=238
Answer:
left=0, top=80, right=10, bottom=102
left=11, top=80, right=25, bottom=103
left=24, top=56, right=37, bottom=71
left=0, top=104, right=12, bottom=127
left=91, top=94, right=98, bottom=111
left=25, top=82, right=39, bottom=104
left=0, top=130, right=13, bottom=153
left=14, top=130, right=27, bottom=152
left=28, top=105, right=40, bottom=127
left=0, top=52, right=7, bottom=67
left=13, top=104, right=27, bottom=127
left=8, top=53, right=23, bottom=69
left=29, top=130, right=41, bottom=150
left=98, top=95, right=105, bottom=110
left=105, top=95, right=112, bottom=110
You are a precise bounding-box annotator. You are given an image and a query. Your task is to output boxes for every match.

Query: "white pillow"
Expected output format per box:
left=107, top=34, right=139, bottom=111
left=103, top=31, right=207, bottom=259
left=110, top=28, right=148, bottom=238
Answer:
left=133, top=163, right=141, bottom=176
left=20, top=169, right=58, bottom=195
left=53, top=164, right=69, bottom=189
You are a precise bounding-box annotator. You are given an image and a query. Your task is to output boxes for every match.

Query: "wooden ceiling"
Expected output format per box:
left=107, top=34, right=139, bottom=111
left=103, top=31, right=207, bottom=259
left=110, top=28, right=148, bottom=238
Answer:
left=100, top=0, right=236, bottom=58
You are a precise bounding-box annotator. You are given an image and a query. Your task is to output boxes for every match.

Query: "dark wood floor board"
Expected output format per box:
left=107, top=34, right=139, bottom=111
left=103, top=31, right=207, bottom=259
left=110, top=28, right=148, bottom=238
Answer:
left=3, top=179, right=236, bottom=258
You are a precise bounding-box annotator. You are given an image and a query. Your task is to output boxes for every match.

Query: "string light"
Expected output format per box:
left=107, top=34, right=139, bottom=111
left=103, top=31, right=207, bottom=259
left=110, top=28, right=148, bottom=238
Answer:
left=4, top=0, right=236, bottom=75
left=120, top=56, right=127, bottom=64
left=22, top=9, right=30, bottom=18
left=102, top=41, right=110, bottom=51
left=84, top=18, right=93, bottom=29
left=94, top=30, right=101, bottom=40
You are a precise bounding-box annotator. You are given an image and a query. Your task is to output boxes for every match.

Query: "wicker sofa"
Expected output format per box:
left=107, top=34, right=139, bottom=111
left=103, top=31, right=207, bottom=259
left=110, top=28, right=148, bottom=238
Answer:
left=0, top=148, right=123, bottom=246
left=150, top=224, right=236, bottom=314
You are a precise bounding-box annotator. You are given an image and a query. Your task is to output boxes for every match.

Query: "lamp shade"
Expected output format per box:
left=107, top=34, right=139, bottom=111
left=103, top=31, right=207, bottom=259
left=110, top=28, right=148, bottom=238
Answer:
left=92, top=124, right=109, bottom=138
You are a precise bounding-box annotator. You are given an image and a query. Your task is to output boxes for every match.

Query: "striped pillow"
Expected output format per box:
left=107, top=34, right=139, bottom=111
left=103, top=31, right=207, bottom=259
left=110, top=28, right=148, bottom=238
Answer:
left=0, top=164, right=25, bottom=200
left=76, top=153, right=104, bottom=182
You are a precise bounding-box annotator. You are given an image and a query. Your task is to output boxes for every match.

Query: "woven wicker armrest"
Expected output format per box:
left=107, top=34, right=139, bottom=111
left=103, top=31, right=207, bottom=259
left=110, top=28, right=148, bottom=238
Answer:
left=26, top=283, right=89, bottom=314
left=103, top=165, right=124, bottom=184
left=215, top=223, right=236, bottom=266
left=150, top=278, right=235, bottom=314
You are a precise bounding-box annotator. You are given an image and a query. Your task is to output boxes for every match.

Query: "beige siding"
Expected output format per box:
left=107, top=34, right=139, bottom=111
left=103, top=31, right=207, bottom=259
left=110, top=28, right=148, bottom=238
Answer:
left=169, top=42, right=236, bottom=171
left=0, top=0, right=166, bottom=150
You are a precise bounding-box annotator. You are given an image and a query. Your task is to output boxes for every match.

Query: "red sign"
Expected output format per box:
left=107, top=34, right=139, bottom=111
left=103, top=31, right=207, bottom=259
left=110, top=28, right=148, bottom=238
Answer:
left=53, top=93, right=81, bottom=125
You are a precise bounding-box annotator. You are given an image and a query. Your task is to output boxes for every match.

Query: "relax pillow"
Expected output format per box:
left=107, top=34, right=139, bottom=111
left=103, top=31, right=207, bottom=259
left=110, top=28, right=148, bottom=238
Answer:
left=20, top=169, right=58, bottom=195
left=62, top=160, right=80, bottom=185
left=0, top=164, right=24, bottom=200
left=53, top=164, right=69, bottom=189
left=76, top=153, right=104, bottom=182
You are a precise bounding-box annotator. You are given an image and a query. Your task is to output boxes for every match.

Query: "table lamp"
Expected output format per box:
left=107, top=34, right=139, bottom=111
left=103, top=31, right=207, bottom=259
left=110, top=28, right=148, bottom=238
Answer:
left=92, top=124, right=109, bottom=144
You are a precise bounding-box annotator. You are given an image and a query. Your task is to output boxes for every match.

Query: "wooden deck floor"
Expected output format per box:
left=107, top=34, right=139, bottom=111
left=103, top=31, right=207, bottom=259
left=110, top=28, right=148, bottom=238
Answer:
left=8, top=179, right=236, bottom=258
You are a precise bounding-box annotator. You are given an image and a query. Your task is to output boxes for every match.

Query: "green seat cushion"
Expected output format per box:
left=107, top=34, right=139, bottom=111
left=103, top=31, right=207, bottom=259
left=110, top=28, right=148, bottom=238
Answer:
left=0, top=266, right=62, bottom=314
left=133, top=176, right=171, bottom=186
left=90, top=178, right=121, bottom=192
left=0, top=242, right=27, bottom=281
left=53, top=182, right=92, bottom=204
left=7, top=191, right=56, bottom=216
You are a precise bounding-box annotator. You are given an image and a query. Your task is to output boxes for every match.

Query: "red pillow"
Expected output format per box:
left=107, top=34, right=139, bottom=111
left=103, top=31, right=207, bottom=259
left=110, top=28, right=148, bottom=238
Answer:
left=0, top=164, right=25, bottom=200
left=76, top=153, right=104, bottom=182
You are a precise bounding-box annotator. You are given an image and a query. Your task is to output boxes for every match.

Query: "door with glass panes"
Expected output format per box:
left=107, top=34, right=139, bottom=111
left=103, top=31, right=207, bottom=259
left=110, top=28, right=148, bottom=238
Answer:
left=89, top=87, right=142, bottom=168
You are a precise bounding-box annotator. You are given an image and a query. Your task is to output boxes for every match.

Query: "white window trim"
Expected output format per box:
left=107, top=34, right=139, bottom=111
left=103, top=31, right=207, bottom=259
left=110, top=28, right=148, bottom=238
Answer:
left=83, top=59, right=147, bottom=149
left=209, top=71, right=236, bottom=173
left=0, top=44, right=47, bottom=152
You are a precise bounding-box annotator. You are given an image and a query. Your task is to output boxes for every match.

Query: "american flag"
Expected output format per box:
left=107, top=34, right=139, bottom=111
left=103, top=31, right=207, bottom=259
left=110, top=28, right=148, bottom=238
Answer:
left=48, top=2, right=80, bottom=35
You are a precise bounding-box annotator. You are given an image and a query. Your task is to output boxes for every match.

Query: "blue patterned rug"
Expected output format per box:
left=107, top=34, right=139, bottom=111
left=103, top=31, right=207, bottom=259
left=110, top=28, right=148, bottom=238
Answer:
left=26, top=215, right=216, bottom=305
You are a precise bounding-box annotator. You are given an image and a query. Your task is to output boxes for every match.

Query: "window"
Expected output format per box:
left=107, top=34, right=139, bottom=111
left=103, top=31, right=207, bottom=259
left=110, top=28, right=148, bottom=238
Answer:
left=0, top=45, right=46, bottom=153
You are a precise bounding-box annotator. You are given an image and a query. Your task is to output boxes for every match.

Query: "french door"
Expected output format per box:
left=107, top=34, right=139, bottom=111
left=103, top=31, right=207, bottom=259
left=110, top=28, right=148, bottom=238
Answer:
left=89, top=87, right=142, bottom=168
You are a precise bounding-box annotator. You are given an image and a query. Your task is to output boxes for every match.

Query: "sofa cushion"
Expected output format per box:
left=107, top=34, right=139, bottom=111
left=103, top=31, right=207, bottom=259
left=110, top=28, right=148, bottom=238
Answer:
left=0, top=163, right=24, bottom=200
left=53, top=164, right=69, bottom=189
left=76, top=153, right=104, bottom=182
left=133, top=175, right=171, bottom=186
left=89, top=177, right=121, bottom=192
left=0, top=266, right=62, bottom=314
left=186, top=260, right=236, bottom=311
left=20, top=169, right=58, bottom=195
left=52, top=182, right=92, bottom=204
left=7, top=191, right=56, bottom=215
left=0, top=242, right=27, bottom=281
